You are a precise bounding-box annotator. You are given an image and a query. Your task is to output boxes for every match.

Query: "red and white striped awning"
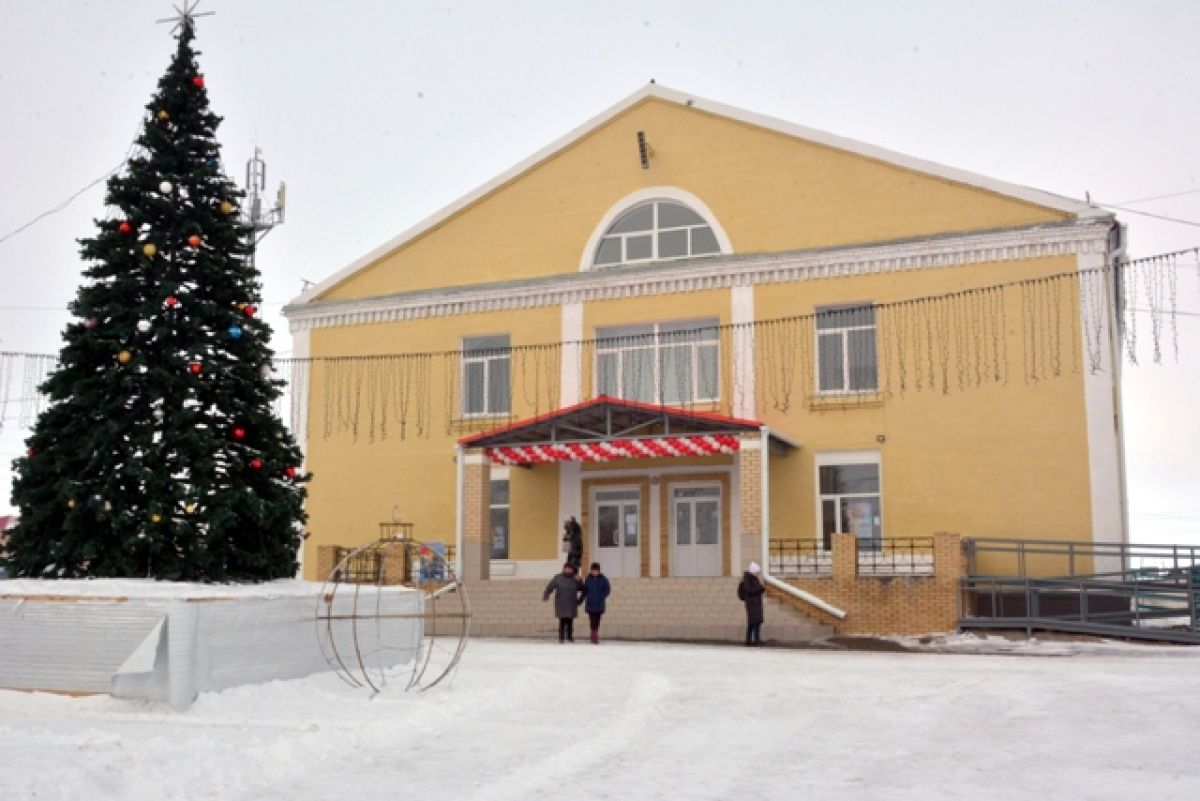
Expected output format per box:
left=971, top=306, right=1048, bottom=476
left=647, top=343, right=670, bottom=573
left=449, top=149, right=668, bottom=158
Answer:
left=486, top=434, right=741, bottom=466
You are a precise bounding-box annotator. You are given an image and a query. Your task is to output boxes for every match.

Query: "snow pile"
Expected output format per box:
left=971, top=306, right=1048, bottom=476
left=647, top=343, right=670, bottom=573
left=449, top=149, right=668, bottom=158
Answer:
left=1, top=638, right=1197, bottom=800
left=0, top=579, right=420, bottom=705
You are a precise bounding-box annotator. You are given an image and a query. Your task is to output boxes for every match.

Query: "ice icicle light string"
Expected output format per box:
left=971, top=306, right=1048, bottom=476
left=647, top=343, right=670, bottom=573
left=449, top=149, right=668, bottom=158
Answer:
left=2, top=251, right=1197, bottom=445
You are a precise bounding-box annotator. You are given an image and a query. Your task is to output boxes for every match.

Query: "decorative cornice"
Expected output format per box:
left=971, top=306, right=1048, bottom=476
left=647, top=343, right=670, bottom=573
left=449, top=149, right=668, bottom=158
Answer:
left=284, top=220, right=1113, bottom=332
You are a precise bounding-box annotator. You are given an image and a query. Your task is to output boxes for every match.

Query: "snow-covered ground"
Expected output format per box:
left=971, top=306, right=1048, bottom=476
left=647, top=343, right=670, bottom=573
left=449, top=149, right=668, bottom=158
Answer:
left=1, top=637, right=1198, bottom=801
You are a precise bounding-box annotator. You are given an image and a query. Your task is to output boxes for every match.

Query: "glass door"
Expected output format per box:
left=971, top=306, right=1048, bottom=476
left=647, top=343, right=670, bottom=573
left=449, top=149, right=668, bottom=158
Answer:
left=671, top=485, right=721, bottom=576
left=594, top=488, right=641, bottom=578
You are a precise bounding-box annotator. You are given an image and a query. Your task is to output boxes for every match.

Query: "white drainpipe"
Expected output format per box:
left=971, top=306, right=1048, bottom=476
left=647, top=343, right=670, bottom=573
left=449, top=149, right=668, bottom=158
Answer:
left=758, top=425, right=847, bottom=620
left=454, top=444, right=465, bottom=575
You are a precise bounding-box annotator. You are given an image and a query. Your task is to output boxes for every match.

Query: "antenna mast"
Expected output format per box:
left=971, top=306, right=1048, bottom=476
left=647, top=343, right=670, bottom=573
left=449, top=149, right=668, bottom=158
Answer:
left=242, top=146, right=286, bottom=267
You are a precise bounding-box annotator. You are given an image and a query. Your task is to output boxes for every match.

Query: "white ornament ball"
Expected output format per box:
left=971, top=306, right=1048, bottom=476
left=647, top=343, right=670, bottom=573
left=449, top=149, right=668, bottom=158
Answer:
left=259, top=364, right=273, bottom=377
left=159, top=181, right=174, bottom=194
left=136, top=320, right=152, bottom=333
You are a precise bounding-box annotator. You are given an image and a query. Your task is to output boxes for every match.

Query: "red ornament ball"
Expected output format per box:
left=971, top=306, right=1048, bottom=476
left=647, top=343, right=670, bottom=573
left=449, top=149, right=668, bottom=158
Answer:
left=188, top=362, right=202, bottom=376
left=193, top=75, right=205, bottom=88
left=118, top=221, right=132, bottom=235
left=187, top=234, right=202, bottom=248
left=27, top=448, right=37, bottom=458
left=249, top=458, right=264, bottom=471
left=243, top=304, right=257, bottom=318
left=285, top=466, right=297, bottom=479
left=165, top=296, right=179, bottom=308
left=233, top=427, right=246, bottom=440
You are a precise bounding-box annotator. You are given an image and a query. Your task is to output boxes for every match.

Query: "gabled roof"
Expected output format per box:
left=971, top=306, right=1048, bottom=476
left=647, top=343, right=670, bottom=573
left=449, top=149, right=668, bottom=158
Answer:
left=458, top=395, right=796, bottom=453
left=293, top=83, right=1104, bottom=306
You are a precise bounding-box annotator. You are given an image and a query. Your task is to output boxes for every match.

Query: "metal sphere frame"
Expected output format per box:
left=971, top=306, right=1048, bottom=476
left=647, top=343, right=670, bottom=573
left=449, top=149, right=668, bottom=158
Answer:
left=315, top=535, right=470, bottom=693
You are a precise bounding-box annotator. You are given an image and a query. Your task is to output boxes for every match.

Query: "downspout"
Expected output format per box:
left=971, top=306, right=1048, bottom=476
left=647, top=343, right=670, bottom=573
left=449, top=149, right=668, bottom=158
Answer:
left=758, top=425, right=847, bottom=620
left=454, top=444, right=465, bottom=575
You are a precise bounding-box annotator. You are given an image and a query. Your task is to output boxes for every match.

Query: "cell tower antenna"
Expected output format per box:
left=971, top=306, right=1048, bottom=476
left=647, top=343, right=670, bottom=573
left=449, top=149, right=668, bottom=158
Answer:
left=242, top=146, right=286, bottom=267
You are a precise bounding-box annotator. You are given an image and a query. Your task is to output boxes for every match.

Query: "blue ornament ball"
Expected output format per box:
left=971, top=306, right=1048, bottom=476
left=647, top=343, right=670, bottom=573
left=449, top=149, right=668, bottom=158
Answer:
left=228, top=325, right=243, bottom=340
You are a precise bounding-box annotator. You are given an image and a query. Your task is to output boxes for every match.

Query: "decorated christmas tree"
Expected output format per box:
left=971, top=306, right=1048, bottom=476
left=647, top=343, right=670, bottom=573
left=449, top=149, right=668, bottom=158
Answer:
left=4, top=16, right=306, bottom=582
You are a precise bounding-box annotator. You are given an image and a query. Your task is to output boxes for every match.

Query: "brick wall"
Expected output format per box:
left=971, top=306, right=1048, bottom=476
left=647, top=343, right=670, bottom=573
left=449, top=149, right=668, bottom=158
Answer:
left=775, top=532, right=964, bottom=635
left=461, top=450, right=491, bottom=582
left=738, top=436, right=762, bottom=574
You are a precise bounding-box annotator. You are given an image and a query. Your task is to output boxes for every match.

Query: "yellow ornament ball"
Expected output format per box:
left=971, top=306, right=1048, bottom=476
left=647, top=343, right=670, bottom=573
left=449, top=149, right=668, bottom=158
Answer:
left=151, top=513, right=162, bottom=524
left=185, top=503, right=197, bottom=514
left=104, top=501, right=113, bottom=512
left=219, top=200, right=235, bottom=214
left=142, top=243, right=158, bottom=257
left=68, top=499, right=77, bottom=509
left=117, top=350, right=133, bottom=365
left=157, top=109, right=170, bottom=121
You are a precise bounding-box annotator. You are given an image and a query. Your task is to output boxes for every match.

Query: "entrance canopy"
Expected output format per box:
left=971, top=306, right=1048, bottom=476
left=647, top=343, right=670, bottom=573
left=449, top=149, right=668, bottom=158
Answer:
left=459, top=395, right=795, bottom=465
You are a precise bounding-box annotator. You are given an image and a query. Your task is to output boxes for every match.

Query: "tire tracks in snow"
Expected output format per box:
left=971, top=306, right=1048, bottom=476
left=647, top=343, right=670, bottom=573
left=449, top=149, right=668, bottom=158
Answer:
left=468, top=670, right=673, bottom=801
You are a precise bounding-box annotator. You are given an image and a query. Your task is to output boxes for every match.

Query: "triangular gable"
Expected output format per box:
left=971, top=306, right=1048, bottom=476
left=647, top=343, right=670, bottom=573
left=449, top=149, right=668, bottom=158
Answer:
left=295, top=84, right=1102, bottom=306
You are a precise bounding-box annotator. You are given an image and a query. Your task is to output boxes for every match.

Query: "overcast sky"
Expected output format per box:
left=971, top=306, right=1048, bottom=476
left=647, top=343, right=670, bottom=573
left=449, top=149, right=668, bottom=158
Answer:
left=1, top=0, right=1198, bottom=544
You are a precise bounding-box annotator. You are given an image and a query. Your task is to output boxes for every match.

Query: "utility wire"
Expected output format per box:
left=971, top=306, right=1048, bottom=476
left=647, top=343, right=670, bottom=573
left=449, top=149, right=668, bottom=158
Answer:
left=0, top=125, right=142, bottom=248
left=1113, top=188, right=1200, bottom=205
left=1, top=243, right=1196, bottom=363
left=1093, top=202, right=1200, bottom=229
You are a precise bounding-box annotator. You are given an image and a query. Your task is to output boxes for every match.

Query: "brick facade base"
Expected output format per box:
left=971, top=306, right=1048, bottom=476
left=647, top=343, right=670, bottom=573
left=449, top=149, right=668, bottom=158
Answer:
left=773, top=532, right=964, bottom=635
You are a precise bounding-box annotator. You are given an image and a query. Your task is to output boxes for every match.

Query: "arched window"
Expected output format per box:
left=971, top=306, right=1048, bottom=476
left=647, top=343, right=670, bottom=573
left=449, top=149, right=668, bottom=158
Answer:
left=592, top=200, right=721, bottom=267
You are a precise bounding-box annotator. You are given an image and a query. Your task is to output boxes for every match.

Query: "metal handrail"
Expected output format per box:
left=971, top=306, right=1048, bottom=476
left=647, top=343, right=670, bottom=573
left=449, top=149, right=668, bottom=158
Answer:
left=960, top=567, right=1199, bottom=643
left=964, top=537, right=1200, bottom=578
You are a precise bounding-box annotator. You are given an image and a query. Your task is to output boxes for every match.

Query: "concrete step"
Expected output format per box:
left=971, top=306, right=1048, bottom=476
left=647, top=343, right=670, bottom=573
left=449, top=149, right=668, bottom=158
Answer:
left=463, top=577, right=834, bottom=645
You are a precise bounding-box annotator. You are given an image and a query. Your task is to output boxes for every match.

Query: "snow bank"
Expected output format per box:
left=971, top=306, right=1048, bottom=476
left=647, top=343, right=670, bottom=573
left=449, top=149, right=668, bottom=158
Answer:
left=0, top=579, right=421, bottom=707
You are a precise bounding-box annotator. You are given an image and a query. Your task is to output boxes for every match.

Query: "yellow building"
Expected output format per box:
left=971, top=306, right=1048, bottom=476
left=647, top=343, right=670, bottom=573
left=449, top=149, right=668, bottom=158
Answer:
left=284, top=85, right=1126, bottom=628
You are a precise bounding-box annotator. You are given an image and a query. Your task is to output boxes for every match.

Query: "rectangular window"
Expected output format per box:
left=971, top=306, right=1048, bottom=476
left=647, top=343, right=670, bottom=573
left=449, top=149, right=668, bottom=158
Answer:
left=462, top=334, right=511, bottom=416
left=815, top=305, right=878, bottom=393
left=595, top=319, right=719, bottom=404
left=816, top=453, right=882, bottom=550
left=489, top=478, right=509, bottom=560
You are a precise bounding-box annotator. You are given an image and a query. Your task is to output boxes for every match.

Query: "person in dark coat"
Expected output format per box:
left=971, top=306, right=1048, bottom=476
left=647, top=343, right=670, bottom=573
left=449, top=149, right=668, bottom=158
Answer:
left=738, top=561, right=765, bottom=646
left=580, top=562, right=612, bottom=644
left=543, top=562, right=584, bottom=642
left=562, top=516, right=583, bottom=573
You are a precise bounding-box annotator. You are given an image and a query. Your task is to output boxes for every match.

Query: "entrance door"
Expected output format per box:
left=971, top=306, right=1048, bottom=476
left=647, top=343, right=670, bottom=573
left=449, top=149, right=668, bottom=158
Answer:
left=671, top=485, right=722, bottom=576
left=593, top=488, right=641, bottom=578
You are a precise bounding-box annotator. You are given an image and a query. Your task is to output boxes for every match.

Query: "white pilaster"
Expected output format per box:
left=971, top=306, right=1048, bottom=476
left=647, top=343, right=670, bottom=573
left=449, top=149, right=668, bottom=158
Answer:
left=731, top=284, right=756, bottom=418
left=1078, top=249, right=1128, bottom=572
left=558, top=461, right=582, bottom=543
left=290, top=327, right=311, bottom=579
left=560, top=301, right=583, bottom=406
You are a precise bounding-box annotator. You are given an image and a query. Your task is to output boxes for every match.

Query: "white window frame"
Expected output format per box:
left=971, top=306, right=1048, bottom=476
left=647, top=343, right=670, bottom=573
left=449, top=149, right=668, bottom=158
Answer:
left=592, top=200, right=721, bottom=267
left=813, top=451, right=882, bottom=551
left=580, top=187, right=732, bottom=272
left=489, top=472, right=510, bottom=560
left=593, top=319, right=720, bottom=405
left=461, top=334, right=511, bottom=417
left=814, top=303, right=878, bottom=395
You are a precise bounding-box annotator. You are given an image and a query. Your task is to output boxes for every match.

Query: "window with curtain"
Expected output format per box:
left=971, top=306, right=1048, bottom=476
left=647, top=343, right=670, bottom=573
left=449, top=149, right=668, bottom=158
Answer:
left=462, top=334, right=511, bottom=416
left=815, top=305, right=878, bottom=393
left=595, top=319, right=719, bottom=404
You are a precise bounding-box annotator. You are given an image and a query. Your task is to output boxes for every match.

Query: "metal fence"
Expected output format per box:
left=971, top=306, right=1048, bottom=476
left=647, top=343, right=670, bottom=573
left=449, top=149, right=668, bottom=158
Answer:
left=768, top=539, right=832, bottom=577
left=857, top=537, right=936, bottom=576
left=768, top=536, right=936, bottom=577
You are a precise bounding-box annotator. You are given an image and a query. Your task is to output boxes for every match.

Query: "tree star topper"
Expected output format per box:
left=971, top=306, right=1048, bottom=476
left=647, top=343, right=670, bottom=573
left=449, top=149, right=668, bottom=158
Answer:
left=156, top=0, right=215, bottom=33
